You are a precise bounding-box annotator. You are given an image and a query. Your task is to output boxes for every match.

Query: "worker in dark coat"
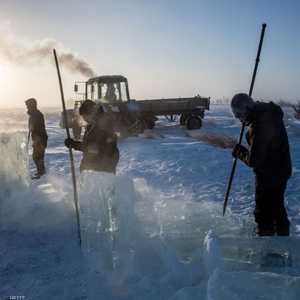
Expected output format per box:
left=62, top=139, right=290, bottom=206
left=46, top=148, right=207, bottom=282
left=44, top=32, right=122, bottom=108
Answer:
left=25, top=98, right=48, bottom=179
left=65, top=100, right=119, bottom=174
left=231, top=93, right=292, bottom=236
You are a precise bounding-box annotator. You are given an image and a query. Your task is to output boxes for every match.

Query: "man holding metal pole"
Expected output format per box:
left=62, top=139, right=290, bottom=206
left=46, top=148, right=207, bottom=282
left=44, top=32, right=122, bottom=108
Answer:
left=231, top=93, right=292, bottom=236
left=224, top=23, right=292, bottom=236
left=223, top=24, right=267, bottom=217
left=64, top=100, right=120, bottom=174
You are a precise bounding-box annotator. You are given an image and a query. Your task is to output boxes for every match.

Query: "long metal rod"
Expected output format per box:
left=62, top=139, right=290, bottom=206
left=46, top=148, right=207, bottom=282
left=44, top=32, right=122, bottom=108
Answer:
left=53, top=49, right=82, bottom=245
left=26, top=131, right=31, bottom=155
left=223, top=23, right=267, bottom=216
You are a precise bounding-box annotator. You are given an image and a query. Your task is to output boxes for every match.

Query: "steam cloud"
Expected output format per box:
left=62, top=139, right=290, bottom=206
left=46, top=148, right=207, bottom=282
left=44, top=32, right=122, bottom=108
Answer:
left=0, top=24, right=96, bottom=77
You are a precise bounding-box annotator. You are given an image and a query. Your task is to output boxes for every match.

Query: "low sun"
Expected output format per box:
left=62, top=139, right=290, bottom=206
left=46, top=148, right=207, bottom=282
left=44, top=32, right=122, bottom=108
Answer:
left=0, top=65, right=3, bottom=80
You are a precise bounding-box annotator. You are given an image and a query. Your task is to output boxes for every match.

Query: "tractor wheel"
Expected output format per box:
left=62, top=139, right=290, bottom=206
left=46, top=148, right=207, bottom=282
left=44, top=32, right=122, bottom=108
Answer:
left=186, top=116, right=202, bottom=130
left=129, top=119, right=146, bottom=135
left=180, top=114, right=187, bottom=125
left=146, top=119, right=155, bottom=129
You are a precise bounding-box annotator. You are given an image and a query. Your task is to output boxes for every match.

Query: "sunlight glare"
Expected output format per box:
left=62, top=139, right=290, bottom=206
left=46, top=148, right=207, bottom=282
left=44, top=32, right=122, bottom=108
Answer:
left=0, top=65, right=3, bottom=80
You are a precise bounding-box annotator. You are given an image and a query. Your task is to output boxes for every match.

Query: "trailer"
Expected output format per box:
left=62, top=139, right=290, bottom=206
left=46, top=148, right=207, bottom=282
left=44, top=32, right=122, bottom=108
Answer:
left=60, top=75, right=210, bottom=136
left=136, top=96, right=210, bottom=129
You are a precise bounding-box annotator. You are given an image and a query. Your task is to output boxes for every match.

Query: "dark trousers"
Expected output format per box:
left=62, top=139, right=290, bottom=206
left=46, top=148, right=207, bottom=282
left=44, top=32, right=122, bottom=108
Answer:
left=32, top=141, right=46, bottom=175
left=254, top=176, right=290, bottom=235
left=80, top=149, right=119, bottom=174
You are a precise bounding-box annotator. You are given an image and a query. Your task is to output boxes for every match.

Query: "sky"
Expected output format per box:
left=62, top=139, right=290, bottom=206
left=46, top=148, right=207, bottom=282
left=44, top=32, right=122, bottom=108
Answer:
left=0, top=0, right=299, bottom=108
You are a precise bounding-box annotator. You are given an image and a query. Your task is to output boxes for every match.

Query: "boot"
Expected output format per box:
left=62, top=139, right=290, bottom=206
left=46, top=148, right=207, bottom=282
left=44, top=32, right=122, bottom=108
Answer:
left=35, top=159, right=46, bottom=177
left=276, top=224, right=290, bottom=236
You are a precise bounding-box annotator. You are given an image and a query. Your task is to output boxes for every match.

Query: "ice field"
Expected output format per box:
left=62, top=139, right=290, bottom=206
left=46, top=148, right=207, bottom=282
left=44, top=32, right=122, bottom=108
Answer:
left=0, top=105, right=300, bottom=300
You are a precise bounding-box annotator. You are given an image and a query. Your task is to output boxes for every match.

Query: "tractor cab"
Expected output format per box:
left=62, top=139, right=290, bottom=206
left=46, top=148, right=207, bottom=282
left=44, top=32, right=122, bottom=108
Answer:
left=74, top=75, right=131, bottom=104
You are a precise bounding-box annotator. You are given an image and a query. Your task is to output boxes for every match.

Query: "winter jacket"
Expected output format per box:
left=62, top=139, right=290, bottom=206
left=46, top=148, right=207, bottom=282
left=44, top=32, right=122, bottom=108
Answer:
left=246, top=101, right=292, bottom=180
left=28, top=110, right=48, bottom=147
left=72, top=124, right=119, bottom=173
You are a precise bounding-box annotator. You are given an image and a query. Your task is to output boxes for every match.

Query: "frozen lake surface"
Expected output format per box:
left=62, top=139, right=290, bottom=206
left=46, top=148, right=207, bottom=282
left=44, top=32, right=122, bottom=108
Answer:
left=0, top=105, right=300, bottom=299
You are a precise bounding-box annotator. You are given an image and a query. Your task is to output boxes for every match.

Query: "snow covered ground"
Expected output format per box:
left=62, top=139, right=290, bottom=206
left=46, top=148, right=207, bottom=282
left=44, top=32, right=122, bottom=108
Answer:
left=0, top=105, right=300, bottom=300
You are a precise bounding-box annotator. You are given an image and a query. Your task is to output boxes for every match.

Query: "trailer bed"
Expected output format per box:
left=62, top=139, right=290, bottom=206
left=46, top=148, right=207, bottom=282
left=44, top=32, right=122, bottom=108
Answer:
left=135, top=96, right=210, bottom=116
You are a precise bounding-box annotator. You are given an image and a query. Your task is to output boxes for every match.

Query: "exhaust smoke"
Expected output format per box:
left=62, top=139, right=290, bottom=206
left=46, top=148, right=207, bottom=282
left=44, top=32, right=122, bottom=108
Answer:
left=0, top=24, right=96, bottom=77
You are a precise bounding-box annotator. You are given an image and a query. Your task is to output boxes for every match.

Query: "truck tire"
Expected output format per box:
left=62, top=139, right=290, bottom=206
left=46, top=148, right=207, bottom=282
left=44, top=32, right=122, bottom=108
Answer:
left=186, top=116, right=202, bottom=130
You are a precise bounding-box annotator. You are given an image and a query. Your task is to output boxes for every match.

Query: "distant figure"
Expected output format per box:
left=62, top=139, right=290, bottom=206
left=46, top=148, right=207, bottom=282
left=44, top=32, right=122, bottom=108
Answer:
left=105, top=83, right=117, bottom=102
left=72, top=109, right=83, bottom=141
left=231, top=93, right=292, bottom=236
left=64, top=100, right=119, bottom=173
left=25, top=98, right=48, bottom=179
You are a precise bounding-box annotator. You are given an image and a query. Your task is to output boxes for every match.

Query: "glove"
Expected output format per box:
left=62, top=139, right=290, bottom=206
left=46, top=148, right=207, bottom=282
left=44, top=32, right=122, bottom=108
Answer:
left=64, top=138, right=75, bottom=148
left=232, top=144, right=249, bottom=165
left=245, top=127, right=254, bottom=146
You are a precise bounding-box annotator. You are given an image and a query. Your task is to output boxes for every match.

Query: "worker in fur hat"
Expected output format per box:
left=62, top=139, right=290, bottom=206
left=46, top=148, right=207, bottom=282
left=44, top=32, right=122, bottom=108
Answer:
left=65, top=100, right=119, bottom=174
left=231, top=93, right=292, bottom=236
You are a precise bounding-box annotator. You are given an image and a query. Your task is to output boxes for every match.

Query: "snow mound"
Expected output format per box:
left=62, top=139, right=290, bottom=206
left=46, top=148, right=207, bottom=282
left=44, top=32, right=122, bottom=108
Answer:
left=207, top=269, right=300, bottom=300
left=203, top=230, right=224, bottom=276
left=79, top=172, right=208, bottom=300
left=0, top=132, right=29, bottom=197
